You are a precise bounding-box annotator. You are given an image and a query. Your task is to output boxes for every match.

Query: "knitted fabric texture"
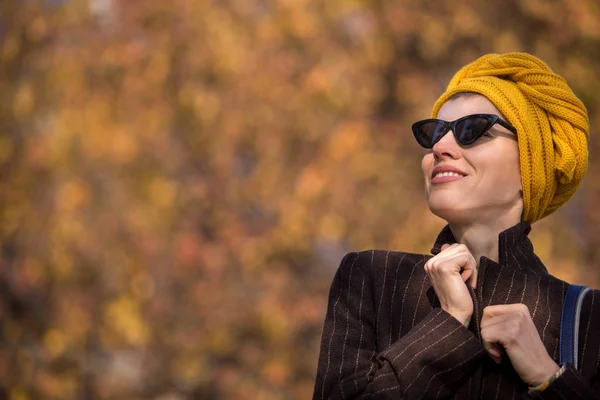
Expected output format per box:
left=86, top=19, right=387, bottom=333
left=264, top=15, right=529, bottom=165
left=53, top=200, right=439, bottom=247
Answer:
left=431, top=52, right=589, bottom=223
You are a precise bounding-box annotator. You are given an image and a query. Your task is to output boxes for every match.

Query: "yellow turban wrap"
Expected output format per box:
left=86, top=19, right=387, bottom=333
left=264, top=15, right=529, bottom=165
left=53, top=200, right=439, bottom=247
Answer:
left=431, top=52, right=589, bottom=223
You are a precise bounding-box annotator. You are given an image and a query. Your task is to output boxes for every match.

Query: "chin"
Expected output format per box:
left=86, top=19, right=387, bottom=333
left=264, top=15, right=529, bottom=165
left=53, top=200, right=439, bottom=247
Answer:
left=428, top=202, right=472, bottom=224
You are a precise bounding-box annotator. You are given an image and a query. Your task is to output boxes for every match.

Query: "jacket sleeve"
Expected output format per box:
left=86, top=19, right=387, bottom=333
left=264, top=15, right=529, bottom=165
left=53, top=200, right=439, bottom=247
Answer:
left=527, top=289, right=600, bottom=400
left=313, top=252, right=486, bottom=400
left=527, top=364, right=599, bottom=399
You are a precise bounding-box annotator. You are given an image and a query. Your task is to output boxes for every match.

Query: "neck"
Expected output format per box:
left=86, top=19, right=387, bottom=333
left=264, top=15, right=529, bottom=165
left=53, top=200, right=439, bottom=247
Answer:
left=448, top=217, right=520, bottom=266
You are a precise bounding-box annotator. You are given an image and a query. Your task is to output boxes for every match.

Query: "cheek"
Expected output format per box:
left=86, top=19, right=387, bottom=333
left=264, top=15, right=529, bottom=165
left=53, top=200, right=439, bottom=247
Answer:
left=421, top=154, right=434, bottom=198
left=421, top=153, right=433, bottom=178
left=480, top=151, right=521, bottom=192
left=511, top=150, right=522, bottom=189
left=502, top=148, right=522, bottom=189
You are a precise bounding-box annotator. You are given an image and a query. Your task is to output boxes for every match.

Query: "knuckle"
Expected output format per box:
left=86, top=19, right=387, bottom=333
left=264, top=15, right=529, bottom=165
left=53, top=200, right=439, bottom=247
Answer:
left=517, top=304, right=530, bottom=315
left=509, top=324, right=520, bottom=340
left=459, top=244, right=471, bottom=254
left=430, top=260, right=442, bottom=271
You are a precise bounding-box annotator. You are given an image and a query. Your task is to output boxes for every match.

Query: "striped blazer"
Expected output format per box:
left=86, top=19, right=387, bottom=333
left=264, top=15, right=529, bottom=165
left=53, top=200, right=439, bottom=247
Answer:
left=313, top=222, right=600, bottom=399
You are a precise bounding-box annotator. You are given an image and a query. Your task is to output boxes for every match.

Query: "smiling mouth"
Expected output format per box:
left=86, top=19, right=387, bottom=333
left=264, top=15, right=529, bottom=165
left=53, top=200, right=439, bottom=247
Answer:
left=431, top=171, right=466, bottom=184
left=432, top=171, right=464, bottom=179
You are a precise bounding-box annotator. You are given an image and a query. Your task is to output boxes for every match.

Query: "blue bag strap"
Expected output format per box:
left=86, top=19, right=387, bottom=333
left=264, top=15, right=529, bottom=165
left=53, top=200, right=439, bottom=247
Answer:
left=560, top=284, right=591, bottom=370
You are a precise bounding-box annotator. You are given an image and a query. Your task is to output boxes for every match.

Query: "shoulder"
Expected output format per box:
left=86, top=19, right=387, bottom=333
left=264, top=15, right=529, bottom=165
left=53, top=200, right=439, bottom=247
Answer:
left=547, top=274, right=600, bottom=297
left=337, top=250, right=431, bottom=279
left=580, top=287, right=600, bottom=313
left=547, top=276, right=600, bottom=316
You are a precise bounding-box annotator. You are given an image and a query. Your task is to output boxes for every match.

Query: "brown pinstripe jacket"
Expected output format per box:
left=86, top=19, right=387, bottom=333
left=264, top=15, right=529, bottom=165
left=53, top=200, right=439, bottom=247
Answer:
left=313, top=222, right=600, bottom=399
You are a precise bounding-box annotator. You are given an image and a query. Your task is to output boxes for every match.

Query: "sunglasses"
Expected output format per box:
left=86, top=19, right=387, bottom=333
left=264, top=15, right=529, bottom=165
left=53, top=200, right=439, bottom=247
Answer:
left=412, top=113, right=517, bottom=149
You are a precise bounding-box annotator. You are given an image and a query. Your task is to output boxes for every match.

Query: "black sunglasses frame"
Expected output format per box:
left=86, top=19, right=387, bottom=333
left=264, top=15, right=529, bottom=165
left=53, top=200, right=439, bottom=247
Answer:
left=412, top=113, right=517, bottom=149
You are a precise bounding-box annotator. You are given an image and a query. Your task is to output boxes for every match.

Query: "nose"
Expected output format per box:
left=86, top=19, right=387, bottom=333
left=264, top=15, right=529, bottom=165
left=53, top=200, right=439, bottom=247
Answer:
left=431, top=130, right=460, bottom=160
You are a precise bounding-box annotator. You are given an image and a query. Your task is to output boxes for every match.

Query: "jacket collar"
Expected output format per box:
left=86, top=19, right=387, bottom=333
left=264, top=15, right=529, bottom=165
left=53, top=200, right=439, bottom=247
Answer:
left=430, top=222, right=560, bottom=358
left=430, top=221, right=549, bottom=276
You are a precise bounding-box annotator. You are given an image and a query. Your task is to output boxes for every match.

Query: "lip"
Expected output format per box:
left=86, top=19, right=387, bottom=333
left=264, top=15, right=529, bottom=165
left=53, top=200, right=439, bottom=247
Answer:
left=431, top=165, right=467, bottom=184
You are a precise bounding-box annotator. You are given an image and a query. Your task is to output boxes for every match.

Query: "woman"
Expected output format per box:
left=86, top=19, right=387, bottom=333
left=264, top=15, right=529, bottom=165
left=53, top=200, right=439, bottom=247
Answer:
left=312, top=53, right=600, bottom=399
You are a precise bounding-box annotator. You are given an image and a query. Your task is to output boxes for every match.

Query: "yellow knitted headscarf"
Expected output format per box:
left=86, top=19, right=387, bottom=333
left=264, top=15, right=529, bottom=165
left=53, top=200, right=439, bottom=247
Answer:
left=431, top=52, right=589, bottom=223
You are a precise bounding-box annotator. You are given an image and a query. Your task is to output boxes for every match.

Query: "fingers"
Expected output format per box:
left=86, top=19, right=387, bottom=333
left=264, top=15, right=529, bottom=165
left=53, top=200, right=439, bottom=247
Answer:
left=460, top=268, right=473, bottom=282
left=425, top=243, right=477, bottom=326
left=428, top=244, right=475, bottom=267
left=485, top=343, right=505, bottom=364
left=482, top=304, right=530, bottom=322
left=486, top=346, right=504, bottom=364
left=426, top=254, right=475, bottom=287
left=462, top=265, right=477, bottom=289
left=480, top=304, right=559, bottom=385
left=481, top=318, right=515, bottom=364
left=426, top=252, right=472, bottom=273
left=480, top=304, right=533, bottom=364
left=427, top=244, right=478, bottom=288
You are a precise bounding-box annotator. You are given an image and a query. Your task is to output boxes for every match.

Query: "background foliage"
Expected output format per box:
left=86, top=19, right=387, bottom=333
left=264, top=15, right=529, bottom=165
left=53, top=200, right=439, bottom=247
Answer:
left=1, top=0, right=600, bottom=399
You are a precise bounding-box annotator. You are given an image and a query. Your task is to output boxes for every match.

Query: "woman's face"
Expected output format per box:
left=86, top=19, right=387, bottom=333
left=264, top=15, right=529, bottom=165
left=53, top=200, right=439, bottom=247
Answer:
left=421, top=95, right=523, bottom=225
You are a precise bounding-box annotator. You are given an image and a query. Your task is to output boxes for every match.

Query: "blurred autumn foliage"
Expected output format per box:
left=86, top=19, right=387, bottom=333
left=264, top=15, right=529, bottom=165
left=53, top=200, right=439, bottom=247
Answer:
left=1, top=0, right=600, bottom=399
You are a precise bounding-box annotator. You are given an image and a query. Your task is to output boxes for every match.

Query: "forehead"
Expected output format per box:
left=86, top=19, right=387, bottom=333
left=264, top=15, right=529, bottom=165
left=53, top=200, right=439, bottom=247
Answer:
left=436, top=94, right=504, bottom=121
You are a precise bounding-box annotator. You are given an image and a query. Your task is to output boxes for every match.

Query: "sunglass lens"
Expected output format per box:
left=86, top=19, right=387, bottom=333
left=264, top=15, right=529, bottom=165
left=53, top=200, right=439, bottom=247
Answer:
left=455, top=117, right=491, bottom=145
left=417, top=121, right=449, bottom=148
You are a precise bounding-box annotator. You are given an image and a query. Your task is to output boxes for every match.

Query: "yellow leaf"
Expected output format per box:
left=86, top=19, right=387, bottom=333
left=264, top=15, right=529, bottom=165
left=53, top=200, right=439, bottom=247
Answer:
left=43, top=329, right=67, bottom=358
left=0, top=136, right=14, bottom=163
left=13, top=84, right=34, bottom=118
left=149, top=178, right=178, bottom=208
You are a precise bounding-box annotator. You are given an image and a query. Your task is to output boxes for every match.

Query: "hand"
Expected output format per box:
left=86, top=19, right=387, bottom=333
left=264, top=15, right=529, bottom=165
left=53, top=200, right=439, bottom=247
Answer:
left=424, top=243, right=478, bottom=326
left=481, top=304, right=560, bottom=386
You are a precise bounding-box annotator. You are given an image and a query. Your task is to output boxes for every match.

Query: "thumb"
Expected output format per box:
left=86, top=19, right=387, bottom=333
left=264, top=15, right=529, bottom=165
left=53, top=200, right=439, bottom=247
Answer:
left=441, top=243, right=451, bottom=251
left=468, top=262, right=478, bottom=289
left=484, top=342, right=504, bottom=364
